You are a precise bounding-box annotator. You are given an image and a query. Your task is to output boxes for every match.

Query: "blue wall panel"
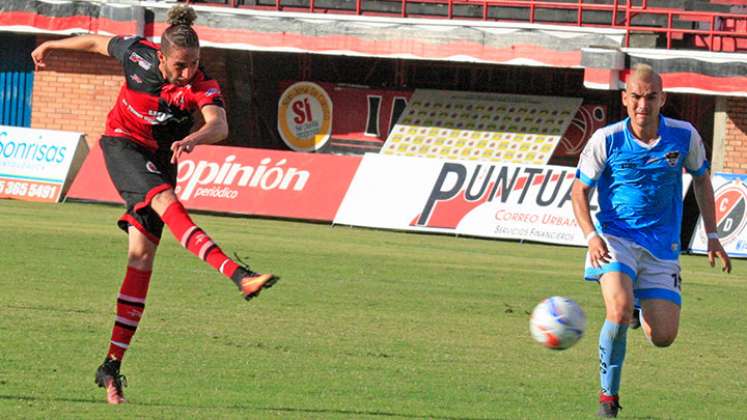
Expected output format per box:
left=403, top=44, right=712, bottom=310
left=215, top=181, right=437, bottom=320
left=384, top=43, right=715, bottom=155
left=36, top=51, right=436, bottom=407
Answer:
left=0, top=34, right=35, bottom=127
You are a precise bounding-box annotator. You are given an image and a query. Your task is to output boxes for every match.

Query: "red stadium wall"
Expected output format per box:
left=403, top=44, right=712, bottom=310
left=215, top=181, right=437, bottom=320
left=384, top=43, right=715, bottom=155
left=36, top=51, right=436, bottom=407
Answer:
left=30, top=36, right=230, bottom=149
left=724, top=98, right=747, bottom=174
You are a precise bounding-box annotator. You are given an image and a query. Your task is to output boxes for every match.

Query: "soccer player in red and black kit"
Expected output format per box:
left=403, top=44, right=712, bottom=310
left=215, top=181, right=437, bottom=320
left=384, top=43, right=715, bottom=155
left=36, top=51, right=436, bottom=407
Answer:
left=31, top=5, right=278, bottom=404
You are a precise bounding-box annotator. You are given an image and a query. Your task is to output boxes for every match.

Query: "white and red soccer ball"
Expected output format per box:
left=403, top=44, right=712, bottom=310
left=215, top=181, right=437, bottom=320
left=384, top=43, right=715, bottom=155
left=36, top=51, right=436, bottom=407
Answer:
left=529, top=296, right=586, bottom=350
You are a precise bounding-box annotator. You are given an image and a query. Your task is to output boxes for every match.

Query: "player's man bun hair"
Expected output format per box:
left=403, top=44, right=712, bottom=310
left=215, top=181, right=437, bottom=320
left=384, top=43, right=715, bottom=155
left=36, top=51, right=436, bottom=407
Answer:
left=161, top=5, right=199, bottom=55
left=166, top=4, right=197, bottom=27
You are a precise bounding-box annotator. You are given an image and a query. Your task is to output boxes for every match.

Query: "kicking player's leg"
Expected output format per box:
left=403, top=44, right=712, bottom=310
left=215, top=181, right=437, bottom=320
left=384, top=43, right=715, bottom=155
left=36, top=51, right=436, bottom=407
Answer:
left=96, top=227, right=157, bottom=404
left=149, top=189, right=278, bottom=300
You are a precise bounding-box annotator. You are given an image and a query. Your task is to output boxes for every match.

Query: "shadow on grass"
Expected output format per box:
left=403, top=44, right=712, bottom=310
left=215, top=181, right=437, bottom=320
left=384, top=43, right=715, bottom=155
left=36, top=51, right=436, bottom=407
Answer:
left=3, top=304, right=97, bottom=314
left=0, top=394, right=504, bottom=419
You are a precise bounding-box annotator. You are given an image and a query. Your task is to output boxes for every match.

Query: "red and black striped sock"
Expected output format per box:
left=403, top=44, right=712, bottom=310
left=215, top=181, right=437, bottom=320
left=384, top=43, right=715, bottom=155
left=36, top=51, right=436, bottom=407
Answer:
left=107, top=266, right=151, bottom=361
left=161, top=201, right=241, bottom=282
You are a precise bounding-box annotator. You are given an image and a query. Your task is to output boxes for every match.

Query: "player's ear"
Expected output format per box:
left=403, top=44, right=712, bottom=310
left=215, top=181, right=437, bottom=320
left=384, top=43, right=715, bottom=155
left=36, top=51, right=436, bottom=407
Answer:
left=659, top=91, right=667, bottom=107
left=157, top=50, right=165, bottom=63
left=621, top=89, right=628, bottom=107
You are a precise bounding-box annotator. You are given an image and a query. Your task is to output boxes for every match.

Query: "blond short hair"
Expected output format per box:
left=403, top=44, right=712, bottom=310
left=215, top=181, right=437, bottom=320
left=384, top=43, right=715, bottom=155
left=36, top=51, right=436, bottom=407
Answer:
left=627, top=63, right=662, bottom=90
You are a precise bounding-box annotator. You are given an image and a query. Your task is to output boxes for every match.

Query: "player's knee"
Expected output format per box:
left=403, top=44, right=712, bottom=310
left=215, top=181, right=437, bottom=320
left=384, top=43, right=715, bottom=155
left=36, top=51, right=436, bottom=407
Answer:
left=649, top=330, right=677, bottom=347
left=150, top=189, right=178, bottom=214
left=127, top=247, right=156, bottom=270
left=606, top=306, right=633, bottom=325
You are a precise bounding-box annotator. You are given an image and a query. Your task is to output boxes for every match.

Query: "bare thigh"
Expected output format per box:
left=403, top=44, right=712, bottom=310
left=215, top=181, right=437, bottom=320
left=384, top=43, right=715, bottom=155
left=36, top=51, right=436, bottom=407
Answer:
left=640, top=299, right=680, bottom=347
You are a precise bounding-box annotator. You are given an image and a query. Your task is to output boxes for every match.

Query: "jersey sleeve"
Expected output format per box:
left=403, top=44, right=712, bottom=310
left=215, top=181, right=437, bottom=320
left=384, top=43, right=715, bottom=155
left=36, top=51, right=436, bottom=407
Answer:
left=575, top=129, right=607, bottom=186
left=107, top=36, right=142, bottom=64
left=191, top=78, right=225, bottom=109
left=684, top=127, right=708, bottom=176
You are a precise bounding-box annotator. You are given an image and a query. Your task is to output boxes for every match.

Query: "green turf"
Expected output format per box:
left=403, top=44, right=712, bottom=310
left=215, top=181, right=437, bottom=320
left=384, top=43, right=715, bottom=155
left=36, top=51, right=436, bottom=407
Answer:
left=0, top=199, right=744, bottom=419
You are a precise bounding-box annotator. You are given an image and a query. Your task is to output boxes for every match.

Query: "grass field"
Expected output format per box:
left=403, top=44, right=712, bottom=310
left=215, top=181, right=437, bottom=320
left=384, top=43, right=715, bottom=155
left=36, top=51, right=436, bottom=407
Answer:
left=1, top=199, right=745, bottom=419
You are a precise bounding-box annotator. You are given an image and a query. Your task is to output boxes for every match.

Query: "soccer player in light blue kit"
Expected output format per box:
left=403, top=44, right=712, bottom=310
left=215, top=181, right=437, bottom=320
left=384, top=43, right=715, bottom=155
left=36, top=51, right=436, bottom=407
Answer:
left=571, top=64, right=732, bottom=418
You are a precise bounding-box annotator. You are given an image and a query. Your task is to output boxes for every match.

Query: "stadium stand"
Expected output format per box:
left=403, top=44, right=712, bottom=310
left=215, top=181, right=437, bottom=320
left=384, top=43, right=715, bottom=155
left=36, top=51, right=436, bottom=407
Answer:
left=184, top=0, right=747, bottom=51
left=381, top=90, right=581, bottom=165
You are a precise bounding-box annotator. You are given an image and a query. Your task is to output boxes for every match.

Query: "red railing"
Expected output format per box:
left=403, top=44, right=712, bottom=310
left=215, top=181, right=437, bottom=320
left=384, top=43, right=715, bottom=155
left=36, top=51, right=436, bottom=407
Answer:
left=186, top=0, right=747, bottom=52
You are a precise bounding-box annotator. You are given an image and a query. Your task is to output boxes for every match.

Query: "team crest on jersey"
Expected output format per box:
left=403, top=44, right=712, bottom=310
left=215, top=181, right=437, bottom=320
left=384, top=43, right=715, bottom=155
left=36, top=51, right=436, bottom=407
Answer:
left=145, top=161, right=161, bottom=174
left=205, top=88, right=219, bottom=97
left=665, top=151, right=680, bottom=167
left=128, top=52, right=152, bottom=71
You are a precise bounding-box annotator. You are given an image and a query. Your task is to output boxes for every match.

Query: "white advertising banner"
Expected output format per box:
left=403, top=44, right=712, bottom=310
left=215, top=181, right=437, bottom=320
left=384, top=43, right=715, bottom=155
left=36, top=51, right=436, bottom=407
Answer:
left=689, top=172, right=747, bottom=258
left=0, top=125, right=88, bottom=202
left=335, top=154, right=589, bottom=246
left=335, top=154, right=693, bottom=247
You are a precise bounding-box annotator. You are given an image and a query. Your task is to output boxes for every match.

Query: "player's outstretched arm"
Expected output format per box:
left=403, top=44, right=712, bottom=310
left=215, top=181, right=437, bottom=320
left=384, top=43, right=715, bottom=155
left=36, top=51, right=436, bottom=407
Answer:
left=31, top=35, right=113, bottom=68
left=693, top=171, right=732, bottom=273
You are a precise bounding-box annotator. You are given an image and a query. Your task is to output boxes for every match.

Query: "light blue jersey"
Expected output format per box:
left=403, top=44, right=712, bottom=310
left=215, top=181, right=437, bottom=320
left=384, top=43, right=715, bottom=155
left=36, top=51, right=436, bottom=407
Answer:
left=576, top=115, right=708, bottom=260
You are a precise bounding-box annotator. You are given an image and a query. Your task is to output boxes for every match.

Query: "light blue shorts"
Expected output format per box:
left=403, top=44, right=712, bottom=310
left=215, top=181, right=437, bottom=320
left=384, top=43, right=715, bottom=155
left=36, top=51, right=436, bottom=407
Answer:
left=584, top=234, right=682, bottom=306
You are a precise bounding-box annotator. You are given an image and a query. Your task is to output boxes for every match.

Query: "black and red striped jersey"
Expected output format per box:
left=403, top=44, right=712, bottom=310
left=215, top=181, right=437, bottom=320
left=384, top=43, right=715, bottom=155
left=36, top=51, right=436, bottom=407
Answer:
left=104, top=35, right=224, bottom=151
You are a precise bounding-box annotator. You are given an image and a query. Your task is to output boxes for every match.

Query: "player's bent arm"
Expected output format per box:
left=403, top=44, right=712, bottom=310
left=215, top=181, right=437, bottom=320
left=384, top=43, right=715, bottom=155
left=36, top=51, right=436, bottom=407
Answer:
left=169, top=106, right=228, bottom=163
left=31, top=35, right=112, bottom=67
left=192, top=105, right=229, bottom=146
left=571, top=179, right=597, bottom=239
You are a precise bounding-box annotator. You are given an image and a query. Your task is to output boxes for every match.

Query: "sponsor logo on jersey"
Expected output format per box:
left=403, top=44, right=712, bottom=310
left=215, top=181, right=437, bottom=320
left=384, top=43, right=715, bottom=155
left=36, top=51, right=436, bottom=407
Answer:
left=128, top=52, right=152, bottom=71
left=145, top=161, right=161, bottom=174
left=645, top=151, right=680, bottom=167
left=171, top=91, right=185, bottom=106
left=205, top=88, right=219, bottom=97
left=129, top=74, right=143, bottom=84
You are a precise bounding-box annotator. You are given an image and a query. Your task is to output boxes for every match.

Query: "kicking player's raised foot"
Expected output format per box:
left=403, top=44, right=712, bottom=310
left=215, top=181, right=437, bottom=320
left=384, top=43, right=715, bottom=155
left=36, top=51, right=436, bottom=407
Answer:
left=239, top=272, right=278, bottom=301
left=95, top=358, right=127, bottom=405
left=596, top=394, right=621, bottom=418
left=231, top=264, right=279, bottom=301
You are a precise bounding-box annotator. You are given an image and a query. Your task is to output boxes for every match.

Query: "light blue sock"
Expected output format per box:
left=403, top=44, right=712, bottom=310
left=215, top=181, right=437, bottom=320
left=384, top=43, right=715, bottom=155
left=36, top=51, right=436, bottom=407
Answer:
left=599, top=320, right=628, bottom=396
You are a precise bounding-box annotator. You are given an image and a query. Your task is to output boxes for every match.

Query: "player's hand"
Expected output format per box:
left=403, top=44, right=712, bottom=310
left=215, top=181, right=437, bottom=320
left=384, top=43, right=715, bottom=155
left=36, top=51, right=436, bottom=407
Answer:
left=170, top=137, right=198, bottom=164
left=588, top=235, right=611, bottom=268
left=707, top=238, right=732, bottom=273
left=31, top=43, right=52, bottom=69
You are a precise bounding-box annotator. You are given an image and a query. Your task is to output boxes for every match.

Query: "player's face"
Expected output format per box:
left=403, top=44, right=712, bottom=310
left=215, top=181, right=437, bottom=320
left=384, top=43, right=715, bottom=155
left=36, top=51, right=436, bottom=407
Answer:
left=158, top=47, right=200, bottom=86
left=622, top=75, right=666, bottom=135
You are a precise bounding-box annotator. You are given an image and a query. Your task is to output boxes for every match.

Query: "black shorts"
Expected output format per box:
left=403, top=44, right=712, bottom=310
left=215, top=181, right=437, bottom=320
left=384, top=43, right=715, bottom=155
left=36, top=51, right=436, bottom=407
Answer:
left=100, top=136, right=176, bottom=244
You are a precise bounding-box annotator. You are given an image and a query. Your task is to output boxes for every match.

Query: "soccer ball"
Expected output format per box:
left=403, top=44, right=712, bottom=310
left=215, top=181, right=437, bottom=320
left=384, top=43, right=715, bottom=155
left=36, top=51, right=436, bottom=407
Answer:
left=529, top=296, right=586, bottom=350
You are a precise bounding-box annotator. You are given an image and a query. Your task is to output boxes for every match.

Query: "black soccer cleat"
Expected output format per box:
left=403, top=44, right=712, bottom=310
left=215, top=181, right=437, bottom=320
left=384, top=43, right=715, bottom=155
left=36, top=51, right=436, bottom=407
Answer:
left=95, top=358, right=127, bottom=404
